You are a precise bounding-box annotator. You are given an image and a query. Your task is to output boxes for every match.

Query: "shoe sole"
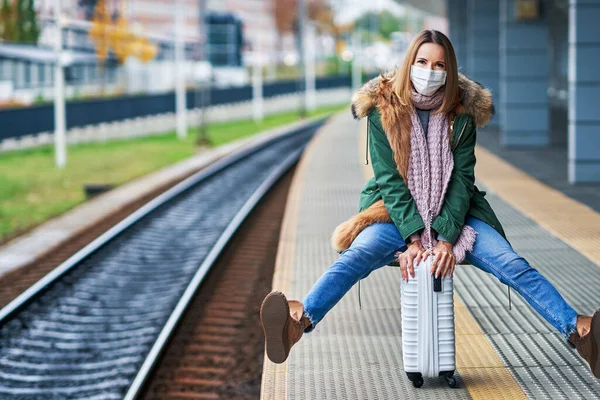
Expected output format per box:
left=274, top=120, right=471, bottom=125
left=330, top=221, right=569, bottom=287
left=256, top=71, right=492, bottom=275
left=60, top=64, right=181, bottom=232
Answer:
left=593, top=311, right=600, bottom=378
left=260, top=291, right=290, bottom=364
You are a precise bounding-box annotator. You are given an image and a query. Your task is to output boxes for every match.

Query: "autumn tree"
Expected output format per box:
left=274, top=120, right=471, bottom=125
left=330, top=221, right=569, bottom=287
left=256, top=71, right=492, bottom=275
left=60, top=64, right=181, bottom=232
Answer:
left=273, top=0, right=297, bottom=36
left=89, top=1, right=157, bottom=67
left=273, top=0, right=335, bottom=35
left=0, top=0, right=16, bottom=42
left=89, top=0, right=111, bottom=65
left=0, top=0, right=39, bottom=43
left=272, top=0, right=339, bottom=65
left=308, top=0, right=334, bottom=34
left=110, top=10, right=133, bottom=64
left=306, top=0, right=353, bottom=59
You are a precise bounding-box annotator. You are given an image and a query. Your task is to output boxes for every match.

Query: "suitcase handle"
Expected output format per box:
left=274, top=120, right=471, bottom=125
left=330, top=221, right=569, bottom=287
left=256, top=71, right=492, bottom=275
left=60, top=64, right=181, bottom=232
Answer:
left=433, top=276, right=442, bottom=292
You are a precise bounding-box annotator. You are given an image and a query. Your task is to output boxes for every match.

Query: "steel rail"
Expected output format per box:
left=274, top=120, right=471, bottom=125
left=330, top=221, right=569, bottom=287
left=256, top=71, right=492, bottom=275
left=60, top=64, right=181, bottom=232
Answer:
left=124, top=145, right=305, bottom=399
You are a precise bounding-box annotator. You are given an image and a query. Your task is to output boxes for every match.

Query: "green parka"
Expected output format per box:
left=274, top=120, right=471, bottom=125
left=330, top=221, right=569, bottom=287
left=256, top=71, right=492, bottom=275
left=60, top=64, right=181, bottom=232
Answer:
left=331, top=71, right=508, bottom=265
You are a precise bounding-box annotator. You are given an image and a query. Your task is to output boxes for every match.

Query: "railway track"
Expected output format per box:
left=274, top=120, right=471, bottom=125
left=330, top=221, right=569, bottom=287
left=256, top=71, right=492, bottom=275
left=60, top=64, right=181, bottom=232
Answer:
left=141, top=167, right=293, bottom=400
left=0, top=120, right=323, bottom=399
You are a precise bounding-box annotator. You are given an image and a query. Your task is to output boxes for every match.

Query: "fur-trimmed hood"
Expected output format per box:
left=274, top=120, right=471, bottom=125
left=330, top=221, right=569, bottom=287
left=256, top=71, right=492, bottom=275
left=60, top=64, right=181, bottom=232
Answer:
left=351, top=70, right=494, bottom=127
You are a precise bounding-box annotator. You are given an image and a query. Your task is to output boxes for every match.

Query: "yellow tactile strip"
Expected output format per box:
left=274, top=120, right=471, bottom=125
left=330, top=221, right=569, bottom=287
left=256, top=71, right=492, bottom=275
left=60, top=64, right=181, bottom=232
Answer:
left=259, top=115, right=338, bottom=400
left=453, top=304, right=527, bottom=399
left=475, top=146, right=600, bottom=267
left=358, top=120, right=527, bottom=399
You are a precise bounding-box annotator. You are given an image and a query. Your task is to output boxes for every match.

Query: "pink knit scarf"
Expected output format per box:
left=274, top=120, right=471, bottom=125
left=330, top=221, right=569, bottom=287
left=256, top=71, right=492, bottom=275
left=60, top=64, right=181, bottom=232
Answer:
left=396, top=89, right=477, bottom=263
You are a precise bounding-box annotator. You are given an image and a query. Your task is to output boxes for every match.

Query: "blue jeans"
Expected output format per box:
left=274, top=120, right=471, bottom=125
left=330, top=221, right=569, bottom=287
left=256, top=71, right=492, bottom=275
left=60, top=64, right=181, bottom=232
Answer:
left=302, top=216, right=578, bottom=340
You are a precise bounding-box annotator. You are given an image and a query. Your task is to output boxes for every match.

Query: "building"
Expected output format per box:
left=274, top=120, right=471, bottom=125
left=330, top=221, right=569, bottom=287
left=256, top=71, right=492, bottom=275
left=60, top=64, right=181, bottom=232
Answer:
left=207, top=0, right=279, bottom=65
left=444, top=0, right=599, bottom=183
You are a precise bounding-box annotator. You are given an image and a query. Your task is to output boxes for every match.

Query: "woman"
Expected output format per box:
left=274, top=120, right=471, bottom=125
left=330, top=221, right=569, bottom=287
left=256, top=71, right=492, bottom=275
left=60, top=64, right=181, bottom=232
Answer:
left=259, top=29, right=600, bottom=378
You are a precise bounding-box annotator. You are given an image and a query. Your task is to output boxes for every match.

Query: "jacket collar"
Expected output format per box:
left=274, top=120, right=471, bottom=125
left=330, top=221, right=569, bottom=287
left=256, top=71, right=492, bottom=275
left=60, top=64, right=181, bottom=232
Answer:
left=350, top=70, right=494, bottom=128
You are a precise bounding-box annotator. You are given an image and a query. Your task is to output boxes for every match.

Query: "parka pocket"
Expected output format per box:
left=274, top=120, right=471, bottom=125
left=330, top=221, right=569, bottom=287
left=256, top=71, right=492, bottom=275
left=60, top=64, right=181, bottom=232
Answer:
left=358, top=185, right=382, bottom=212
left=360, top=177, right=379, bottom=195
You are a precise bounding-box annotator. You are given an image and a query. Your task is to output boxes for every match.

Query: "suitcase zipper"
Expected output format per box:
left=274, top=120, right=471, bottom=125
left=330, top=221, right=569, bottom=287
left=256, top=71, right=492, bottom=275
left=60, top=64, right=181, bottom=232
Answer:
left=425, top=208, right=434, bottom=252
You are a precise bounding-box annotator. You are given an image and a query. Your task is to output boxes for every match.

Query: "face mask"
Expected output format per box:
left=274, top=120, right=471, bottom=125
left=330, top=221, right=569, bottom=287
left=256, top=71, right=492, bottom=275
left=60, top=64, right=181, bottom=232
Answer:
left=410, top=65, right=447, bottom=96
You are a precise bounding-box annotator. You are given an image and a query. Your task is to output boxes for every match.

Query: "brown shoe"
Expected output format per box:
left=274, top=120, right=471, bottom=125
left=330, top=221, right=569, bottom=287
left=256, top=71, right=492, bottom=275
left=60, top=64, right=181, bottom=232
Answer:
left=573, top=309, right=600, bottom=378
left=260, top=291, right=311, bottom=364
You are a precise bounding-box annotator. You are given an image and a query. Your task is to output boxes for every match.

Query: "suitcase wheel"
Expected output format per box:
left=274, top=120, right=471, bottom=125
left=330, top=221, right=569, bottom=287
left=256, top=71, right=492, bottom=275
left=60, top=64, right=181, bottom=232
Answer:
left=406, top=372, right=423, bottom=388
left=445, top=376, right=457, bottom=388
left=440, top=371, right=457, bottom=388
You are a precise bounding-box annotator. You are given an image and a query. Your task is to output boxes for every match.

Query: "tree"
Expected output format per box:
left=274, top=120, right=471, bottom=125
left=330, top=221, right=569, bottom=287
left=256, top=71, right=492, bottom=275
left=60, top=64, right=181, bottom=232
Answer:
left=13, top=0, right=25, bottom=42
left=378, top=11, right=406, bottom=40
left=89, top=1, right=157, bottom=66
left=89, top=0, right=111, bottom=65
left=0, top=0, right=40, bottom=44
left=273, top=0, right=333, bottom=35
left=307, top=0, right=334, bottom=34
left=110, top=10, right=133, bottom=64
left=273, top=0, right=297, bottom=35
left=18, top=0, right=39, bottom=44
left=109, top=10, right=157, bottom=65
left=355, top=10, right=406, bottom=41
left=272, top=0, right=337, bottom=66
left=0, top=0, right=16, bottom=42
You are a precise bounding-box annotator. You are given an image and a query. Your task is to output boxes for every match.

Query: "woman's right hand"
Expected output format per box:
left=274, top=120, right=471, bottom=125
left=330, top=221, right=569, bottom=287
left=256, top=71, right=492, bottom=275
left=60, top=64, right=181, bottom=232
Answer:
left=399, top=240, right=428, bottom=282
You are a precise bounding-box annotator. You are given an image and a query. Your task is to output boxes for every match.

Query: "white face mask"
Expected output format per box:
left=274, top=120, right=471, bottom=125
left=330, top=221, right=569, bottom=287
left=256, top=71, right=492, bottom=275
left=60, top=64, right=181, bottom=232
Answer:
left=410, top=65, right=447, bottom=96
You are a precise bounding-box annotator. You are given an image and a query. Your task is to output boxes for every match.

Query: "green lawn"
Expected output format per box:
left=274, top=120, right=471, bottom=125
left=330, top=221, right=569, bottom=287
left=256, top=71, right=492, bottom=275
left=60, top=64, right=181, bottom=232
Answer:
left=0, top=104, right=347, bottom=243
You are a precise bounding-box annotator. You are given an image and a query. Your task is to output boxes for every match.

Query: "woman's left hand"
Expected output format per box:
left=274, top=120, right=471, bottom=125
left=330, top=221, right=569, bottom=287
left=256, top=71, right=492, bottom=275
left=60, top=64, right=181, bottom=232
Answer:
left=424, top=240, right=456, bottom=278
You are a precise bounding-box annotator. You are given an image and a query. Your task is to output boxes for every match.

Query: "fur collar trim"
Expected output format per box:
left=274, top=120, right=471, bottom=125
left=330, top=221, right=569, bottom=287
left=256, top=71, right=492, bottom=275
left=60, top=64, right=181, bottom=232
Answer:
left=350, top=70, right=494, bottom=127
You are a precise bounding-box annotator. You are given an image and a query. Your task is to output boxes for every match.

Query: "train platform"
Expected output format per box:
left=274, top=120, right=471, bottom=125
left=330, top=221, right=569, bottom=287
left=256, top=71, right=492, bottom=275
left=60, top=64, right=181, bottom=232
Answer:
left=260, top=111, right=600, bottom=399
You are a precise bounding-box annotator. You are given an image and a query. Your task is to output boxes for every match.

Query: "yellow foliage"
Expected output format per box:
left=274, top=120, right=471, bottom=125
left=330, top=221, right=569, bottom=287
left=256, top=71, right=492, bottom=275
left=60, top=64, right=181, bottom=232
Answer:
left=89, top=0, right=157, bottom=65
left=111, top=15, right=134, bottom=64
left=89, top=0, right=111, bottom=64
left=138, top=40, right=158, bottom=63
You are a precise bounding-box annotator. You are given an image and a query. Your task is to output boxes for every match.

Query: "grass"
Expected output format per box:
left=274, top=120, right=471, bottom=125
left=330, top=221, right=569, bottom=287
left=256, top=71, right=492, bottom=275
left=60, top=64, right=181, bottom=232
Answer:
left=0, top=103, right=347, bottom=243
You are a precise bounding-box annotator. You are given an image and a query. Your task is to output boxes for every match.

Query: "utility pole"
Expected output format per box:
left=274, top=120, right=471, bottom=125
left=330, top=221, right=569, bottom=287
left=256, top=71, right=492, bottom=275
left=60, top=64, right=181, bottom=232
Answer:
left=54, top=0, right=66, bottom=168
left=296, top=0, right=308, bottom=118
left=175, top=0, right=187, bottom=139
left=304, top=23, right=316, bottom=112
left=252, top=51, right=264, bottom=123
left=351, top=31, right=362, bottom=94
left=370, top=8, right=378, bottom=44
left=196, top=0, right=211, bottom=146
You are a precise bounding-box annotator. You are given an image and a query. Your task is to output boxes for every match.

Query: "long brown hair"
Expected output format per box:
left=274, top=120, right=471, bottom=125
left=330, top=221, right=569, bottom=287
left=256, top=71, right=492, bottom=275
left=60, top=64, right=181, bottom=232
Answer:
left=386, top=29, right=460, bottom=180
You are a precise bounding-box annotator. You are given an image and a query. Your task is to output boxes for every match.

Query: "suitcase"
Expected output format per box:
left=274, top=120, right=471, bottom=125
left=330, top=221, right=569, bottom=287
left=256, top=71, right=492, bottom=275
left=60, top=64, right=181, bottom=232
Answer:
left=400, top=255, right=457, bottom=388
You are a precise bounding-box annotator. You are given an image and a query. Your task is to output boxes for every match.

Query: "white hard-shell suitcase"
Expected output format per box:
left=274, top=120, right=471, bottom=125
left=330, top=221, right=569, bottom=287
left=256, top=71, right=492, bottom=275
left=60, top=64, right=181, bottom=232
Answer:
left=400, top=255, right=457, bottom=388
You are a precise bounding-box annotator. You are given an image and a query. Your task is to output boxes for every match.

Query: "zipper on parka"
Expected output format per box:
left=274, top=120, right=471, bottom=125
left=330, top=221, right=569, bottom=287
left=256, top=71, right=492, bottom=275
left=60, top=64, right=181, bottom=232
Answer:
left=365, top=117, right=370, bottom=165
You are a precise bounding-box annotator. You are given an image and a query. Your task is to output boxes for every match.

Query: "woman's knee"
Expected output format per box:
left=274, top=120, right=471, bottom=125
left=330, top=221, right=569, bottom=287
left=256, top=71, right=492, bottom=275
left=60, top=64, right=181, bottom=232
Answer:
left=504, top=253, right=538, bottom=281
left=338, top=244, right=384, bottom=278
left=469, top=242, right=535, bottom=283
left=350, top=222, right=404, bottom=254
left=491, top=251, right=537, bottom=286
left=336, top=223, right=402, bottom=277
